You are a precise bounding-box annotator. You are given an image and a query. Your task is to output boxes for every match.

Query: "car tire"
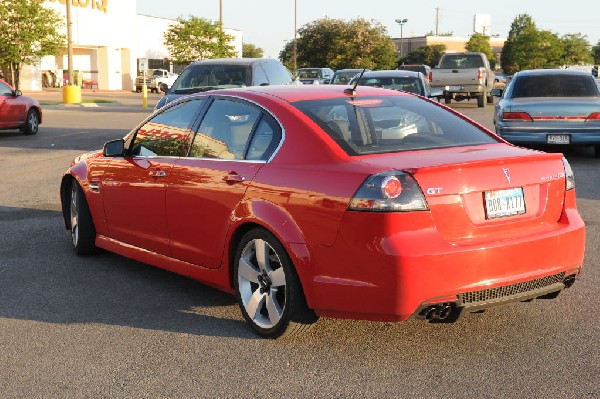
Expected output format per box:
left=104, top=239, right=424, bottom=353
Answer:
left=444, top=96, right=452, bottom=104
left=135, top=87, right=142, bottom=93
left=234, top=228, right=317, bottom=338
left=22, top=109, right=39, bottom=135
left=477, top=95, right=485, bottom=108
left=594, top=145, right=600, bottom=158
left=487, top=94, right=494, bottom=104
left=69, top=180, right=99, bottom=255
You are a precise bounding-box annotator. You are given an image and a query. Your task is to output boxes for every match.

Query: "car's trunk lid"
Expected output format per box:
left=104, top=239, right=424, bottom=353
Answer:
left=358, top=144, right=567, bottom=243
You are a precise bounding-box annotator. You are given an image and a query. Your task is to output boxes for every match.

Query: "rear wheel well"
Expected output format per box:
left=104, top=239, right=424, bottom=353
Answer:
left=60, top=174, right=75, bottom=229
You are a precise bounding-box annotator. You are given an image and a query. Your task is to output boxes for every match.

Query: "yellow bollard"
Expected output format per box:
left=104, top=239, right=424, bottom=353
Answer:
left=62, top=85, right=82, bottom=104
left=142, top=83, right=147, bottom=109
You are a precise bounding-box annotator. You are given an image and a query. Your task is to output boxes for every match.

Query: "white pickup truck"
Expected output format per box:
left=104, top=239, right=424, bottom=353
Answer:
left=430, top=52, right=495, bottom=108
left=135, top=69, right=178, bottom=93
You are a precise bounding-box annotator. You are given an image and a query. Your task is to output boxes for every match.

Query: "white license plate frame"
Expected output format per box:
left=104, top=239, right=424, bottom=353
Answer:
left=484, top=187, right=526, bottom=219
left=547, top=134, right=570, bottom=144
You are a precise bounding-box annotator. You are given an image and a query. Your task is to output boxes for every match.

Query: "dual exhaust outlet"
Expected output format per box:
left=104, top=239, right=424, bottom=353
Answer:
left=421, top=304, right=454, bottom=321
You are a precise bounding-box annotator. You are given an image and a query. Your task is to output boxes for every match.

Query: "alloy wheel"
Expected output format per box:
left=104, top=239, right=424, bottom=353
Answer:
left=237, top=238, right=287, bottom=329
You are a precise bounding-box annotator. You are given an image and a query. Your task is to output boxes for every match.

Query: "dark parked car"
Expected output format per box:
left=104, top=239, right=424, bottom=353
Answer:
left=156, top=58, right=294, bottom=109
left=329, top=68, right=366, bottom=85
left=349, top=70, right=441, bottom=99
left=492, top=69, right=600, bottom=157
left=296, top=67, right=334, bottom=84
left=0, top=78, right=42, bottom=135
left=398, top=64, right=432, bottom=81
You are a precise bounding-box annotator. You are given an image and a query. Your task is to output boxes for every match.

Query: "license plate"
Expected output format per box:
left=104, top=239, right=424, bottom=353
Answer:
left=547, top=134, right=570, bottom=144
left=445, top=85, right=463, bottom=91
left=484, top=188, right=526, bottom=219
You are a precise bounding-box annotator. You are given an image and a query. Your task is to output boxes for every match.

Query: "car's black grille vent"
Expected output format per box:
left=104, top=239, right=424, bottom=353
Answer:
left=459, top=272, right=565, bottom=304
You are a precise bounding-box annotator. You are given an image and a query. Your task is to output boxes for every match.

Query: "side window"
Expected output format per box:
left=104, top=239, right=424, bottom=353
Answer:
left=0, top=81, right=13, bottom=95
left=190, top=99, right=261, bottom=160
left=260, top=62, right=293, bottom=85
left=247, top=118, right=282, bottom=161
left=252, top=65, right=268, bottom=86
left=130, top=99, right=204, bottom=157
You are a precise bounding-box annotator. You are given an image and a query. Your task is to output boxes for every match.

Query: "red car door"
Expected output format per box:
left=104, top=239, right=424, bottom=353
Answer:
left=0, top=80, right=25, bottom=127
left=167, top=97, right=281, bottom=269
left=100, top=99, right=205, bottom=255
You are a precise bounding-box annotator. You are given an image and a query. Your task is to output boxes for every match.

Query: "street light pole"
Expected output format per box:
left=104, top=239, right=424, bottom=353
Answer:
left=293, top=0, right=297, bottom=74
left=395, top=18, right=408, bottom=59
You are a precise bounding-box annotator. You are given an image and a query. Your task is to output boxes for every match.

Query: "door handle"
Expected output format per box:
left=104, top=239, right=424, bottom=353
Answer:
left=223, top=173, right=246, bottom=183
left=149, top=170, right=167, bottom=178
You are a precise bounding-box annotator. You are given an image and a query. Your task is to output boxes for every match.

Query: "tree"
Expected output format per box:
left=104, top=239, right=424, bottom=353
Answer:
left=279, top=17, right=397, bottom=71
left=593, top=41, right=600, bottom=64
left=242, top=43, right=263, bottom=58
left=500, top=14, right=564, bottom=74
left=465, top=33, right=496, bottom=68
left=163, top=16, right=236, bottom=64
left=0, top=0, right=65, bottom=89
left=561, top=33, right=593, bottom=66
left=402, top=44, right=446, bottom=67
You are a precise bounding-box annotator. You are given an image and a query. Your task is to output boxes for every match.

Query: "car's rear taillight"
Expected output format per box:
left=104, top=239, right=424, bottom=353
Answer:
left=348, top=171, right=428, bottom=212
left=585, top=112, right=600, bottom=121
left=428, top=71, right=432, bottom=82
left=562, top=158, right=575, bottom=191
left=477, top=69, right=483, bottom=81
left=502, top=112, right=533, bottom=121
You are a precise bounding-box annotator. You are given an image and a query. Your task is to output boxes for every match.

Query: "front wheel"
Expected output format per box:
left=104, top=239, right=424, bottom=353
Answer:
left=234, top=229, right=317, bottom=338
left=22, top=109, right=39, bottom=135
left=69, top=180, right=99, bottom=255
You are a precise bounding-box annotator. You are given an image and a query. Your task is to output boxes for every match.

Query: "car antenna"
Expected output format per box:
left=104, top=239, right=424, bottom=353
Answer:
left=344, top=68, right=367, bottom=96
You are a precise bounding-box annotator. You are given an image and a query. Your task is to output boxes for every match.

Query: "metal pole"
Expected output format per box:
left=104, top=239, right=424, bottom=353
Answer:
left=293, top=0, right=297, bottom=74
left=219, top=0, right=223, bottom=29
left=66, top=0, right=74, bottom=85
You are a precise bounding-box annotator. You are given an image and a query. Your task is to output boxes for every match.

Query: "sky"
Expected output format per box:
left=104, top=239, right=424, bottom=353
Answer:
left=136, top=0, right=600, bottom=60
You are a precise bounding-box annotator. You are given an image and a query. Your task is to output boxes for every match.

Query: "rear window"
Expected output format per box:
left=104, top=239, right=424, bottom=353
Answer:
left=439, top=54, right=484, bottom=69
left=511, top=74, right=600, bottom=98
left=292, top=96, right=498, bottom=155
left=357, top=76, right=423, bottom=95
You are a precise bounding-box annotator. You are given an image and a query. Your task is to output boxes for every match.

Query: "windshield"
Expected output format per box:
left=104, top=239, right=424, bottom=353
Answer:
left=292, top=96, right=498, bottom=155
left=332, top=71, right=361, bottom=84
left=511, top=74, right=600, bottom=98
left=170, top=65, right=251, bottom=94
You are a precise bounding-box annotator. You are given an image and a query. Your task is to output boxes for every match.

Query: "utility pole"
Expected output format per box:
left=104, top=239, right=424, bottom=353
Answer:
left=66, top=0, right=74, bottom=86
left=435, top=8, right=439, bottom=36
left=219, top=0, right=223, bottom=29
left=293, top=0, right=297, bottom=74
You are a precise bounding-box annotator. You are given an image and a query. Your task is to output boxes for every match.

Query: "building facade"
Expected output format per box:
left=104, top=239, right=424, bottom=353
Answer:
left=20, top=0, right=242, bottom=91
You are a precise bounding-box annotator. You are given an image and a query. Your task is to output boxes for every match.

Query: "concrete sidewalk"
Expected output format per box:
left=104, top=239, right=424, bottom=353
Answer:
left=22, top=88, right=164, bottom=110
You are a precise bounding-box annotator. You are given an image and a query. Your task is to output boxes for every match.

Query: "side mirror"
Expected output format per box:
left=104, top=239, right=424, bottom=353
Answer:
left=103, top=139, right=125, bottom=157
left=323, top=79, right=330, bottom=84
left=159, top=83, right=169, bottom=93
left=13, top=89, right=22, bottom=97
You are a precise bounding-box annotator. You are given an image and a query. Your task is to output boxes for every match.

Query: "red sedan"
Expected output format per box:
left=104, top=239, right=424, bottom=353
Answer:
left=0, top=79, right=42, bottom=135
left=60, top=85, right=586, bottom=338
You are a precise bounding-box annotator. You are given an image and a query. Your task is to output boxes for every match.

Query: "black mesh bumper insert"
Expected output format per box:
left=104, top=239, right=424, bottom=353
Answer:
left=459, top=272, right=566, bottom=304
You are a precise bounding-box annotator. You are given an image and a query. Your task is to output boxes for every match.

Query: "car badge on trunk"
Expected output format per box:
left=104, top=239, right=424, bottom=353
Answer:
left=502, top=168, right=511, bottom=184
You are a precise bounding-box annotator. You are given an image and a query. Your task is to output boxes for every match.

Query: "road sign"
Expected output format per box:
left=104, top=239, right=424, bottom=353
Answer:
left=138, top=58, right=148, bottom=72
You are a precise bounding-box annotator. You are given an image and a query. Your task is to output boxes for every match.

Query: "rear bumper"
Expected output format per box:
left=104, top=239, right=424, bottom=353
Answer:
left=301, top=204, right=585, bottom=322
left=496, top=124, right=600, bottom=145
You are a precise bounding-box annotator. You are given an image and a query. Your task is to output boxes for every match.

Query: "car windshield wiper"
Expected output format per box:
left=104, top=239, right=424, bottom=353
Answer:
left=173, top=87, right=219, bottom=94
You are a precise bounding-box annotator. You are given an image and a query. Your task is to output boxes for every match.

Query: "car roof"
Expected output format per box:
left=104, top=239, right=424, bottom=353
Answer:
left=515, top=69, right=593, bottom=77
left=207, top=84, right=412, bottom=103
left=359, top=70, right=422, bottom=78
left=188, top=58, right=276, bottom=67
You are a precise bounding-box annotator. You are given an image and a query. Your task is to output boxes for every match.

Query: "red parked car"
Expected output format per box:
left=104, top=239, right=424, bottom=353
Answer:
left=0, top=79, right=42, bottom=135
left=60, top=85, right=586, bottom=338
